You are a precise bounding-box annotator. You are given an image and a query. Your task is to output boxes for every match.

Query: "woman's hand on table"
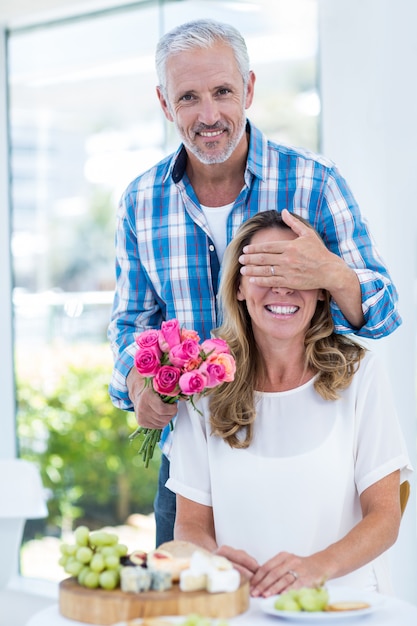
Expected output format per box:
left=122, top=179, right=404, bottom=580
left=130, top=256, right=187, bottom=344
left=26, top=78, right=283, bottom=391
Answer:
left=215, top=545, right=259, bottom=581
left=249, top=551, right=326, bottom=598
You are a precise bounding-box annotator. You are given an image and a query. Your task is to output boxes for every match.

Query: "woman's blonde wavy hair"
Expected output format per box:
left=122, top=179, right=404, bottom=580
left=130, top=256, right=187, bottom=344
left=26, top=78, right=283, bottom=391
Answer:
left=209, top=210, right=366, bottom=448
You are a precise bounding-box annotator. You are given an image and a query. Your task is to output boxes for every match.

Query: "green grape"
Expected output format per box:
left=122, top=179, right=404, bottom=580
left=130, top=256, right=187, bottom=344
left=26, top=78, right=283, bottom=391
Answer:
left=99, top=570, right=119, bottom=590
left=274, top=586, right=329, bottom=613
left=100, top=546, right=118, bottom=558
left=84, top=571, right=100, bottom=589
left=274, top=595, right=301, bottom=611
left=64, top=543, right=77, bottom=556
left=115, top=543, right=128, bottom=557
left=104, top=533, right=119, bottom=546
left=89, top=531, right=112, bottom=547
left=315, top=587, right=329, bottom=609
left=104, top=554, right=120, bottom=570
left=65, top=560, right=84, bottom=577
left=297, top=587, right=328, bottom=612
left=58, top=525, right=128, bottom=591
left=90, top=553, right=105, bottom=573
left=74, top=525, right=90, bottom=547
left=78, top=566, right=91, bottom=586
left=76, top=546, right=93, bottom=564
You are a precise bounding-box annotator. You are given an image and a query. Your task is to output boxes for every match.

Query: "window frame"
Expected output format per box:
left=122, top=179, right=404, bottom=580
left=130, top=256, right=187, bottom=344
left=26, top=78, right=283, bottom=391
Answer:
left=0, top=25, right=17, bottom=461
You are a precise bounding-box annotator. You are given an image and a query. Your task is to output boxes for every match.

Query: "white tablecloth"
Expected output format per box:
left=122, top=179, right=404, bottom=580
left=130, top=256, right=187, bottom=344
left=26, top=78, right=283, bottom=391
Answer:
left=25, top=592, right=417, bottom=626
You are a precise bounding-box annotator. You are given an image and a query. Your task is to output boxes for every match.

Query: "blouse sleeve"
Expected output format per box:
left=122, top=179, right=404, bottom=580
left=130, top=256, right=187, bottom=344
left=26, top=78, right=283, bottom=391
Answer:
left=166, top=397, right=213, bottom=506
left=353, top=352, right=413, bottom=495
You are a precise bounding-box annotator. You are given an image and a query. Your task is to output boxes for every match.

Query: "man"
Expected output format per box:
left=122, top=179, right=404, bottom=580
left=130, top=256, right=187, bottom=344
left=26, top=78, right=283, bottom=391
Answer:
left=108, top=19, right=401, bottom=547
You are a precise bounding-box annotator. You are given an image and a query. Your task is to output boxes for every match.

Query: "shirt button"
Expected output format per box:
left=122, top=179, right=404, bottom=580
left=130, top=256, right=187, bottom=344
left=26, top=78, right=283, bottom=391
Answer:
left=209, top=244, right=215, bottom=252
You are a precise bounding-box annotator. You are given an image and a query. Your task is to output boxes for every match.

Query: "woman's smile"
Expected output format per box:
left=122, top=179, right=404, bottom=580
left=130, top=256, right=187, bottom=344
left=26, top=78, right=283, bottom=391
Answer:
left=265, top=304, right=299, bottom=316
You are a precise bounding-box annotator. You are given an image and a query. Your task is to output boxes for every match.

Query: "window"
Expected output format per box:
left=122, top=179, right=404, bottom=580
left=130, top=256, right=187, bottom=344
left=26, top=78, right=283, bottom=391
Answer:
left=7, top=0, right=319, bottom=582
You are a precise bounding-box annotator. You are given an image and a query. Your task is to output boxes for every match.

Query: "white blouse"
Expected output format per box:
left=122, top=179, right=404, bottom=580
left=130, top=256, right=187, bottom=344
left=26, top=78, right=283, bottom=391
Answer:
left=167, top=351, right=412, bottom=592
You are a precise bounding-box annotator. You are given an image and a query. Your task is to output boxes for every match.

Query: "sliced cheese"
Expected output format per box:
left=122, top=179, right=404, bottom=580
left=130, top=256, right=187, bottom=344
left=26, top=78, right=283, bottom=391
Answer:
left=206, top=567, right=240, bottom=593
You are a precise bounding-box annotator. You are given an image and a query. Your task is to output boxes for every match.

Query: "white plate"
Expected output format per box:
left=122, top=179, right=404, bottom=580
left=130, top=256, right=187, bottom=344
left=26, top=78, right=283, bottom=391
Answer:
left=261, top=586, right=385, bottom=621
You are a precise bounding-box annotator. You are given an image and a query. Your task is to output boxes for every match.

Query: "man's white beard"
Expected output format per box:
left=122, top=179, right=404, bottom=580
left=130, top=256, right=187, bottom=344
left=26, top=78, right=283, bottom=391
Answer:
left=175, top=115, right=247, bottom=165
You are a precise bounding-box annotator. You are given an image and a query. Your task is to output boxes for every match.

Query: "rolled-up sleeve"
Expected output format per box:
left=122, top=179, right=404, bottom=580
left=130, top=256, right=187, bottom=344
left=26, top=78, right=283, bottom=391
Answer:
left=107, top=188, right=162, bottom=409
left=316, top=168, right=401, bottom=338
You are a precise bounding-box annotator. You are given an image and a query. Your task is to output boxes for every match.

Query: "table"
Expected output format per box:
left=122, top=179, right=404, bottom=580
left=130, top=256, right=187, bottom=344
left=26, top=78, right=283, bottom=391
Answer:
left=25, top=590, right=417, bottom=626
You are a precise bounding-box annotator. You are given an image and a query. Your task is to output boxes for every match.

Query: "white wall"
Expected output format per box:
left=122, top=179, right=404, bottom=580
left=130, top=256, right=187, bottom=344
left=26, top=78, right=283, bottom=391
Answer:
left=319, top=0, right=417, bottom=604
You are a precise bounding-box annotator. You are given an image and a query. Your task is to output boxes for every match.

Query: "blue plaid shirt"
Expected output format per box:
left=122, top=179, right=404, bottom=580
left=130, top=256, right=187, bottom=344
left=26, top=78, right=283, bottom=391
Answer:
left=108, top=120, right=401, bottom=454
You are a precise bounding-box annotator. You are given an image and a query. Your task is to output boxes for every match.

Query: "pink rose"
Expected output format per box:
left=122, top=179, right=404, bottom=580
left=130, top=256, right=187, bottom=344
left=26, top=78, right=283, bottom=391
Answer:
left=198, top=361, right=226, bottom=388
left=134, top=348, right=161, bottom=377
left=183, top=358, right=203, bottom=372
left=201, top=338, right=231, bottom=356
left=169, top=339, right=201, bottom=368
left=200, top=353, right=236, bottom=385
left=180, top=328, right=201, bottom=343
left=159, top=319, right=181, bottom=351
left=179, top=370, right=207, bottom=396
left=136, top=329, right=162, bottom=357
left=153, top=365, right=181, bottom=397
left=135, top=329, right=159, bottom=347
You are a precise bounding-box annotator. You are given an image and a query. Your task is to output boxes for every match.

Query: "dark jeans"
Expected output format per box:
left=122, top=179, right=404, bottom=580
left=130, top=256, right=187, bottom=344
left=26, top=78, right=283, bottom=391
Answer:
left=153, top=453, right=176, bottom=547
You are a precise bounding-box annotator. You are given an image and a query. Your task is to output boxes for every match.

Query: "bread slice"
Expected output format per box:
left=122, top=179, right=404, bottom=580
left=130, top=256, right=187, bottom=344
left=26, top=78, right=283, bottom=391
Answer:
left=147, top=540, right=210, bottom=582
left=326, top=600, right=370, bottom=612
left=157, top=540, right=211, bottom=559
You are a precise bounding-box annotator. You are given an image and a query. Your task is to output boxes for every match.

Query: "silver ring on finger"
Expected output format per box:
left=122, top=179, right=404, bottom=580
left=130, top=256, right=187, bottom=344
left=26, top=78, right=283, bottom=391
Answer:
left=286, top=569, right=298, bottom=582
left=270, top=265, right=275, bottom=276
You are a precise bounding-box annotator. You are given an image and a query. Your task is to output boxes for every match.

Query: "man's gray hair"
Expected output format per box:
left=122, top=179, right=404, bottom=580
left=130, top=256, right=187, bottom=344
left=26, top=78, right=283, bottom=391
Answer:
left=156, top=18, right=250, bottom=96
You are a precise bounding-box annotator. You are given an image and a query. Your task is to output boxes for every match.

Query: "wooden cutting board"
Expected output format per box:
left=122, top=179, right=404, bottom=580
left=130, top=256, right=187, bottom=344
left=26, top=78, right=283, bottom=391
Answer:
left=59, top=577, right=250, bottom=625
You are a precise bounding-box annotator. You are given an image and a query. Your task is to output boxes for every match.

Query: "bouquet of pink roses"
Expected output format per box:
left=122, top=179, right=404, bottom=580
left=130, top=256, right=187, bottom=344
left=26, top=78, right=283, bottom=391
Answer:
left=129, top=319, right=236, bottom=467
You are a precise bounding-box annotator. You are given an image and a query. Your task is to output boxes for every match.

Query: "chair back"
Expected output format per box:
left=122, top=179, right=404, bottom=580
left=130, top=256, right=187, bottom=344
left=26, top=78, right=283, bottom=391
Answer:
left=0, top=459, right=47, bottom=588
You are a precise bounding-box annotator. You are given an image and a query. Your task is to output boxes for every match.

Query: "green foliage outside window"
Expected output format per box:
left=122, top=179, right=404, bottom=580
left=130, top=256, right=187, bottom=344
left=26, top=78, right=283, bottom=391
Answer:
left=16, top=345, right=159, bottom=537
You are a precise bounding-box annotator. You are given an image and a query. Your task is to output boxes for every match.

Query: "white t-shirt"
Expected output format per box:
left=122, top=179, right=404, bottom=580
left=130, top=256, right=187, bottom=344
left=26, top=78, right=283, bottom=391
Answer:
left=200, top=202, right=234, bottom=263
left=167, top=351, right=412, bottom=593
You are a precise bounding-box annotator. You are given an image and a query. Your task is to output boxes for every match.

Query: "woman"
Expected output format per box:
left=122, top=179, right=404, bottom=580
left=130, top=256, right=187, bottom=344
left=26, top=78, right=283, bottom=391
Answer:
left=166, top=210, right=412, bottom=598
